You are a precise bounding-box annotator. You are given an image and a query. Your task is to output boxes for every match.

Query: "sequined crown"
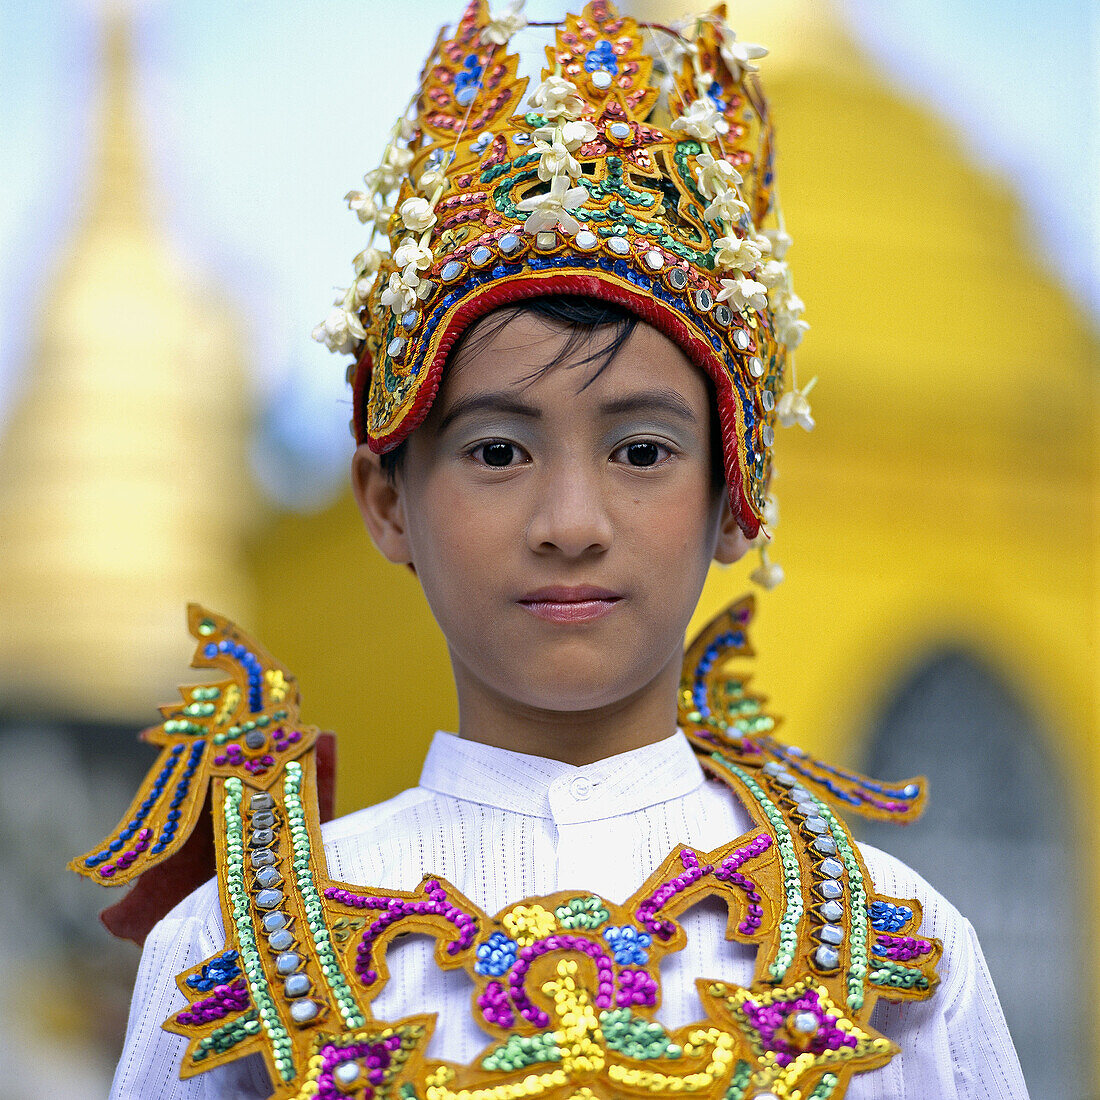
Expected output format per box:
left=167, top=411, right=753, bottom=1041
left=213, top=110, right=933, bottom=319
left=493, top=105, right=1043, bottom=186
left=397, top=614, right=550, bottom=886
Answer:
left=313, top=0, right=811, bottom=539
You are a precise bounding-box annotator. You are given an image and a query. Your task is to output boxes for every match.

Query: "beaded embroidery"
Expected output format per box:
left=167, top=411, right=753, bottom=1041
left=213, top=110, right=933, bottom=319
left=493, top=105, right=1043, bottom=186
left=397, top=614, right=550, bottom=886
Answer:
left=74, top=600, right=940, bottom=1098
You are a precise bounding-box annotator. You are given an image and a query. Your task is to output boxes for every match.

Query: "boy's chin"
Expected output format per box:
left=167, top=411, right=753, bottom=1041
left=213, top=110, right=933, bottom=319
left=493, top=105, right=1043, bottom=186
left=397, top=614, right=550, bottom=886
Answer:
left=454, top=634, right=682, bottom=717
left=515, top=687, right=632, bottom=715
left=494, top=664, right=662, bottom=716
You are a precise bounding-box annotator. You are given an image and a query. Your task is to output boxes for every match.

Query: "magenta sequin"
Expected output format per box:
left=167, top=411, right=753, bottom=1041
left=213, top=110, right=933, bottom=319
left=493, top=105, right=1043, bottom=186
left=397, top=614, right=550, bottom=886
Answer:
left=478, top=980, right=515, bottom=1028
left=740, top=987, right=857, bottom=1068
left=312, top=1032, right=404, bottom=1100
left=616, top=967, right=658, bottom=1007
left=97, top=827, right=153, bottom=878
left=176, top=977, right=250, bottom=1027
left=636, top=834, right=772, bottom=938
left=325, top=880, right=479, bottom=985
left=875, top=935, right=933, bottom=962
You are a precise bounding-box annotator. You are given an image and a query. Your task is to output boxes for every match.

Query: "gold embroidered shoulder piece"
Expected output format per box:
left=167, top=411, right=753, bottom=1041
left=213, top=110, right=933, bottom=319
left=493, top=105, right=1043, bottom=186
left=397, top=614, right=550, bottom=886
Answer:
left=73, top=599, right=940, bottom=1099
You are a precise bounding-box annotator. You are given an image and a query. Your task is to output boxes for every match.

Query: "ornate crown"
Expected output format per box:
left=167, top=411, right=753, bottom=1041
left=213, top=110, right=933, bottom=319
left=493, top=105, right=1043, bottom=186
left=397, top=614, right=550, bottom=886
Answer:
left=314, top=0, right=813, bottom=551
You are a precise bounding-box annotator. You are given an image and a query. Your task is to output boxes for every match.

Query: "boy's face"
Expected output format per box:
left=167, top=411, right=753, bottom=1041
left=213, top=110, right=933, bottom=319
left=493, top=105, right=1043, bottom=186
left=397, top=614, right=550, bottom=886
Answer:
left=353, top=309, right=748, bottom=722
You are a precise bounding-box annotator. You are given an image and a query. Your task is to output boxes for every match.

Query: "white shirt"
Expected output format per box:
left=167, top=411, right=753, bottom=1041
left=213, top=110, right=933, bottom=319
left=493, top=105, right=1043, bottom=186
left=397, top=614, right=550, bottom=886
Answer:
left=113, top=731, right=1029, bottom=1099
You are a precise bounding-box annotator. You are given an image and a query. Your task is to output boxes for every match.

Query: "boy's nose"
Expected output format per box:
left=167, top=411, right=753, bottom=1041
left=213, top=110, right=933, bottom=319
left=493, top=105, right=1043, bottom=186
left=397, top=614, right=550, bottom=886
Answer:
left=525, top=463, right=613, bottom=558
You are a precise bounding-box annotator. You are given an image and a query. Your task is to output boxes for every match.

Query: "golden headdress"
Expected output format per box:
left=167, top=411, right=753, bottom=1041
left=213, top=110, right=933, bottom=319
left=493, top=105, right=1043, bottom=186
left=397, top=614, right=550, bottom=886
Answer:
left=314, top=0, right=811, bottom=548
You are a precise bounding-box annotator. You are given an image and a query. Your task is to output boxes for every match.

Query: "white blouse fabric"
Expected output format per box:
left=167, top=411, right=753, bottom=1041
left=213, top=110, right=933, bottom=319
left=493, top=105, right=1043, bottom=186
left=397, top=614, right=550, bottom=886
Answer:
left=112, top=731, right=1029, bottom=1099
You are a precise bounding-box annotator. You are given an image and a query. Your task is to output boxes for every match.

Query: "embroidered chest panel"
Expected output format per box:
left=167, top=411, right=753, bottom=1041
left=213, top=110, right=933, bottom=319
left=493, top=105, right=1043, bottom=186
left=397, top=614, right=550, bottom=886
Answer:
left=73, top=600, right=940, bottom=1100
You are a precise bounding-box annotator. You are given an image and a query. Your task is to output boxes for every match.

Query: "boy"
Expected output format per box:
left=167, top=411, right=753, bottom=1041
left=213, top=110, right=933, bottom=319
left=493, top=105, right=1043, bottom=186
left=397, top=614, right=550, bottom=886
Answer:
left=82, top=3, right=1028, bottom=1097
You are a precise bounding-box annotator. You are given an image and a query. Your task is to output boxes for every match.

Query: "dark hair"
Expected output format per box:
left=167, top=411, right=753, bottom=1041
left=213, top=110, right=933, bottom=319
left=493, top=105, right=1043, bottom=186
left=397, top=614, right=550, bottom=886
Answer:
left=379, top=295, right=724, bottom=488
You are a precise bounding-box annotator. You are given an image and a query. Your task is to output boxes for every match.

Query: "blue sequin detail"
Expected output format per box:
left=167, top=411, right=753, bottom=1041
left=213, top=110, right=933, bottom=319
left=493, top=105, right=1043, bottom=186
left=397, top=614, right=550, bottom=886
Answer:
left=868, top=901, right=913, bottom=934
left=426, top=148, right=455, bottom=170
left=186, top=949, right=241, bottom=992
left=84, top=742, right=191, bottom=866
left=775, top=748, right=921, bottom=803
left=706, top=81, right=727, bottom=111
left=585, top=39, right=618, bottom=75
left=475, top=932, right=518, bottom=976
left=689, top=630, right=745, bottom=714
left=602, top=925, right=651, bottom=965
left=213, top=639, right=264, bottom=712
left=454, top=54, right=484, bottom=106
left=150, top=740, right=206, bottom=855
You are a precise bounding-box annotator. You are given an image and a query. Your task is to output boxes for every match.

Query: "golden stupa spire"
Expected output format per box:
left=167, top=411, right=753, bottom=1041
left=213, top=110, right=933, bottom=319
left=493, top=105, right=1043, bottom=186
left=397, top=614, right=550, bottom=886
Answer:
left=89, top=4, right=146, bottom=225
left=0, top=5, right=257, bottom=721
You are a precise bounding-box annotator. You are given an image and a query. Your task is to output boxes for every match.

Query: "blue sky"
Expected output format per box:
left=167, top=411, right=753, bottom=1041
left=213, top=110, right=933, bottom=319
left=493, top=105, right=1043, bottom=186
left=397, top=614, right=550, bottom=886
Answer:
left=1, top=0, right=1095, bottom=508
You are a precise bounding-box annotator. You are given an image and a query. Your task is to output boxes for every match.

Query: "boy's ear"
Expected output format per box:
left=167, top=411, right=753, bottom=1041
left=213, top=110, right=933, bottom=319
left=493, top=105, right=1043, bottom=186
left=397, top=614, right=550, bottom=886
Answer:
left=351, top=444, right=412, bottom=565
left=713, top=499, right=753, bottom=565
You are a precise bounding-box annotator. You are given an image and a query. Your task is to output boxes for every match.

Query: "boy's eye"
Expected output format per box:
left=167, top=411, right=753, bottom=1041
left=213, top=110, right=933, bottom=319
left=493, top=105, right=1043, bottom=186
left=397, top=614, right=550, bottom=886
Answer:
left=626, top=442, right=659, bottom=467
left=613, top=440, right=669, bottom=467
left=476, top=441, right=520, bottom=467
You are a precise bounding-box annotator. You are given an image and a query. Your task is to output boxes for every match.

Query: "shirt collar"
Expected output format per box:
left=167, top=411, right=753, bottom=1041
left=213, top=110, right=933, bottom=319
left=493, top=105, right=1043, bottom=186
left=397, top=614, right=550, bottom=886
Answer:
left=418, top=729, right=705, bottom=824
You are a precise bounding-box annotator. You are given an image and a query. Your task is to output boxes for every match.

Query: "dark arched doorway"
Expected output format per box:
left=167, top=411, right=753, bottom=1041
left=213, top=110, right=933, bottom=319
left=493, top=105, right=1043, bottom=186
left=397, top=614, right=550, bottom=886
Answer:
left=856, top=647, right=1084, bottom=1097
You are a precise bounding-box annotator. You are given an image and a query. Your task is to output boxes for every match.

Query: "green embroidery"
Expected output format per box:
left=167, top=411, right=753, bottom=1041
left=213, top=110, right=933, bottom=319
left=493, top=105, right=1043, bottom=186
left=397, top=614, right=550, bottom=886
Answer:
left=599, top=1008, right=682, bottom=1060
left=719, top=758, right=802, bottom=979
left=222, top=779, right=295, bottom=1081
left=555, top=896, right=610, bottom=930
left=814, top=796, right=870, bottom=1010
left=869, top=959, right=931, bottom=991
left=191, top=1008, right=260, bottom=1062
left=722, top=1060, right=753, bottom=1099
left=810, top=1072, right=841, bottom=1098
left=284, top=762, right=366, bottom=1029
left=481, top=1032, right=562, bottom=1072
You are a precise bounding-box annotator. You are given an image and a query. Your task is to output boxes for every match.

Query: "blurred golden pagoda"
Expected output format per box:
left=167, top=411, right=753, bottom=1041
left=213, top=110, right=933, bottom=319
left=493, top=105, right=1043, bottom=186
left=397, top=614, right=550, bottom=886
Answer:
left=0, top=8, right=256, bottom=720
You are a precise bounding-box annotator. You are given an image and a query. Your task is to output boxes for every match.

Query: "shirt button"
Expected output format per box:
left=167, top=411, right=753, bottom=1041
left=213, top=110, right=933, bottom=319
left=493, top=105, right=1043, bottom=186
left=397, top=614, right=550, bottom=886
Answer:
left=569, top=776, right=592, bottom=801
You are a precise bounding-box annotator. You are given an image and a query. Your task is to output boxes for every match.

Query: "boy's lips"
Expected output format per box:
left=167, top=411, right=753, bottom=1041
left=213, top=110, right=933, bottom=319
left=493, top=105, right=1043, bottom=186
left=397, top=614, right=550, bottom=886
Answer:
left=517, top=586, right=624, bottom=624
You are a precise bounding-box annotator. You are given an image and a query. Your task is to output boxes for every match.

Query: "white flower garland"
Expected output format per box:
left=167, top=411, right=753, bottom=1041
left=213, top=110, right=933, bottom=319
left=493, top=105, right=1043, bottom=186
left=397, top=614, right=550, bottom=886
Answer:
left=719, top=31, right=768, bottom=81
left=663, top=21, right=809, bottom=590
left=481, top=0, right=527, bottom=46
left=670, top=97, right=728, bottom=141
left=777, top=377, right=816, bottom=430
left=312, top=108, right=425, bottom=347
left=528, top=73, right=586, bottom=121
left=516, top=75, right=595, bottom=237
left=313, top=1, right=542, bottom=342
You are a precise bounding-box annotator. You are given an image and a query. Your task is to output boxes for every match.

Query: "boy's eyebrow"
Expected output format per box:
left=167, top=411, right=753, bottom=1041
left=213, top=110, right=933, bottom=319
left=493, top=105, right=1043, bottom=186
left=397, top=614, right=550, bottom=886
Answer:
left=435, top=392, right=542, bottom=433
left=435, top=388, right=698, bottom=433
left=599, top=390, right=698, bottom=423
